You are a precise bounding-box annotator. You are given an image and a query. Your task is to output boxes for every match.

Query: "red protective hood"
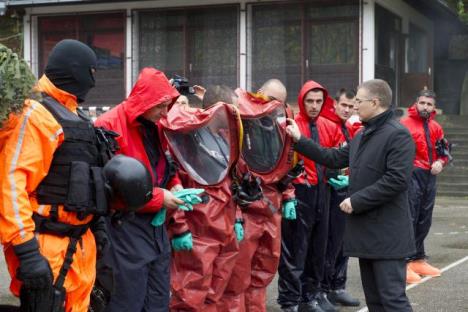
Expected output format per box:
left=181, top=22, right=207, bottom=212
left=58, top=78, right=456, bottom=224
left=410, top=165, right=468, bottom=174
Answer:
left=122, top=67, right=180, bottom=124
left=160, top=101, right=238, bottom=132
left=235, top=88, right=294, bottom=183
left=235, top=88, right=283, bottom=118
left=320, top=98, right=343, bottom=125
left=297, top=80, right=334, bottom=123
left=160, top=102, right=242, bottom=179
left=407, top=103, right=437, bottom=121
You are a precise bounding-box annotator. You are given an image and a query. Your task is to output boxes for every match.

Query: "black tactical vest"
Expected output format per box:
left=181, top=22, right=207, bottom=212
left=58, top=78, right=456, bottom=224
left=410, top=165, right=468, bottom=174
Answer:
left=36, top=95, right=108, bottom=219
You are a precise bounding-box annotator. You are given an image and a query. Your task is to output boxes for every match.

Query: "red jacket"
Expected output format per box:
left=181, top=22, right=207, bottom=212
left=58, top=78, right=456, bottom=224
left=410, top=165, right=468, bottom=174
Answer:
left=320, top=98, right=360, bottom=144
left=95, top=67, right=181, bottom=213
left=400, top=104, right=447, bottom=170
left=294, top=81, right=342, bottom=185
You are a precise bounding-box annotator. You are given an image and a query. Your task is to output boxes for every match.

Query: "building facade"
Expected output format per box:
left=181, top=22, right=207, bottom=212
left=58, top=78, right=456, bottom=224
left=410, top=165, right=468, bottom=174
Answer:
left=3, top=0, right=466, bottom=113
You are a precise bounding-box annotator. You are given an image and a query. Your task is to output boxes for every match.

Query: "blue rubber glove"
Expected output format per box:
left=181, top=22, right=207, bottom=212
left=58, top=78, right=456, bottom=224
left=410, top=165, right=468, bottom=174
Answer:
left=282, top=200, right=297, bottom=220
left=328, top=175, right=349, bottom=190
left=171, top=232, right=193, bottom=251
left=151, top=208, right=166, bottom=227
left=173, top=189, right=205, bottom=211
left=234, top=220, right=244, bottom=242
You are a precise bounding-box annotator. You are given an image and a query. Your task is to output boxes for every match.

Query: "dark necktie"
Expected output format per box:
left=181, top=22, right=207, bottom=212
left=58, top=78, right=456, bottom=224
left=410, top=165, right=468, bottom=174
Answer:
left=309, top=122, right=323, bottom=183
left=423, top=120, right=433, bottom=165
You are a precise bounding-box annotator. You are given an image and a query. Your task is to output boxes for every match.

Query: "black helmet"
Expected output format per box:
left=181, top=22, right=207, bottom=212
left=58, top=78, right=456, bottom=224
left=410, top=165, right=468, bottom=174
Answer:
left=103, top=155, right=153, bottom=212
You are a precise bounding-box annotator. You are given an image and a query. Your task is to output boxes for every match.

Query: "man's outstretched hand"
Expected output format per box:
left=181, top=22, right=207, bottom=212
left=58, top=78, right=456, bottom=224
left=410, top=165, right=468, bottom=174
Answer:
left=285, top=118, right=301, bottom=142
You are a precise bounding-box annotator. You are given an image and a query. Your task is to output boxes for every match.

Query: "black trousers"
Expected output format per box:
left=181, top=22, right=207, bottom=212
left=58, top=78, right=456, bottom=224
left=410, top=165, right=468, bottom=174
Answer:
left=359, top=258, right=412, bottom=312
left=277, top=183, right=330, bottom=307
left=103, top=215, right=171, bottom=312
left=408, top=168, right=437, bottom=260
left=323, top=187, right=348, bottom=291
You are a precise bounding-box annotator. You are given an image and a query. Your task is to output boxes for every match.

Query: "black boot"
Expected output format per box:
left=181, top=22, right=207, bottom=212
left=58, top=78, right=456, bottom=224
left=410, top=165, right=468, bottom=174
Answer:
left=328, top=289, right=360, bottom=307
left=282, top=305, right=299, bottom=312
left=316, top=292, right=338, bottom=312
left=298, top=299, right=325, bottom=312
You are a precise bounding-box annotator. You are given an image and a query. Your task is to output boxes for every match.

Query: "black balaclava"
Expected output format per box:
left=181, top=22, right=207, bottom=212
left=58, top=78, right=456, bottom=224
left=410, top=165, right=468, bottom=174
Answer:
left=45, top=39, right=97, bottom=103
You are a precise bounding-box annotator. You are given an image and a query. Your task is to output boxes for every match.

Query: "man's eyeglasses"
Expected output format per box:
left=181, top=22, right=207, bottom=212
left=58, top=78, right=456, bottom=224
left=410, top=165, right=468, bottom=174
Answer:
left=355, top=98, right=375, bottom=105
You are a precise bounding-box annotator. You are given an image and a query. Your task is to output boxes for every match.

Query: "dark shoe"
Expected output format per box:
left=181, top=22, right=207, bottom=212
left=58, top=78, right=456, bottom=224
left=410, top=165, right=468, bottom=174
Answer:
left=299, top=300, right=325, bottom=312
left=316, top=292, right=338, bottom=312
left=328, top=289, right=360, bottom=307
left=281, top=305, right=299, bottom=312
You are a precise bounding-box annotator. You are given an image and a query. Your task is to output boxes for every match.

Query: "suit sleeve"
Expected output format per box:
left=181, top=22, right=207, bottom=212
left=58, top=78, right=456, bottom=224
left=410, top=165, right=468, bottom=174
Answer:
left=0, top=104, right=61, bottom=246
left=350, top=129, right=415, bottom=214
left=294, top=135, right=350, bottom=169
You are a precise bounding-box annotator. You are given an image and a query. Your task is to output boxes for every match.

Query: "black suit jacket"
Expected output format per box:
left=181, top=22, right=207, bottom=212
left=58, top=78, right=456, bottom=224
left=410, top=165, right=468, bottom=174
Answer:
left=295, top=110, right=416, bottom=259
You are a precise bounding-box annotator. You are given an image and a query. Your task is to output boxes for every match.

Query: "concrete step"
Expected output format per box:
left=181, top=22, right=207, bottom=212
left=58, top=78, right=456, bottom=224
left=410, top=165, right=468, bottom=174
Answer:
left=445, top=133, right=468, bottom=142
left=442, top=166, right=468, bottom=174
left=432, top=115, right=468, bottom=197
left=436, top=189, right=468, bottom=197
left=435, top=115, right=468, bottom=128
left=444, top=138, right=467, bottom=145
left=437, top=183, right=468, bottom=196
left=444, top=133, right=468, bottom=140
left=452, top=159, right=468, bottom=167
left=437, top=173, right=468, bottom=183
left=444, top=129, right=468, bottom=135
left=452, top=150, right=468, bottom=158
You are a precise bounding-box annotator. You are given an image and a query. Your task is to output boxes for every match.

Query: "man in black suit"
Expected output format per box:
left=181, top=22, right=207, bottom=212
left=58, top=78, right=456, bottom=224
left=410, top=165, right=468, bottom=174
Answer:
left=285, top=79, right=415, bottom=312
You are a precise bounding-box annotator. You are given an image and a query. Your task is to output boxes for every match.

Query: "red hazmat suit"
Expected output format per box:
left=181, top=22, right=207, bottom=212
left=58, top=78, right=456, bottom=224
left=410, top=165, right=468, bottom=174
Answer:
left=219, top=90, right=295, bottom=312
left=159, top=103, right=242, bottom=312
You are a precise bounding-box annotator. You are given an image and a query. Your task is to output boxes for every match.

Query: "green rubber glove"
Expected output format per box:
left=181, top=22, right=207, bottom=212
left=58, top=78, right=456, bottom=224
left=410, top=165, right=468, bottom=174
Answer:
left=328, top=175, right=349, bottom=190
left=151, top=208, right=166, bottom=227
left=282, top=200, right=297, bottom=220
left=171, top=232, right=193, bottom=251
left=173, top=188, right=205, bottom=211
left=234, top=221, right=244, bottom=242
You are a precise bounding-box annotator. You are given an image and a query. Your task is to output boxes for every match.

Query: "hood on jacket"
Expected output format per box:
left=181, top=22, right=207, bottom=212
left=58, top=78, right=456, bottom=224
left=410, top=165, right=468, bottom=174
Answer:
left=407, top=103, right=437, bottom=121
left=320, top=97, right=344, bottom=124
left=297, top=80, right=334, bottom=122
left=122, top=67, right=180, bottom=124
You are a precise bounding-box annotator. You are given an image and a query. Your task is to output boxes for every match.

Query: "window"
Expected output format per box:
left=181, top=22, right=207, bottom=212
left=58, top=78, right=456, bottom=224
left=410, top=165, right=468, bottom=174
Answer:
left=248, top=1, right=359, bottom=104
left=38, top=13, right=126, bottom=108
left=408, top=23, right=428, bottom=74
left=375, top=5, right=402, bottom=106
left=137, top=6, right=238, bottom=89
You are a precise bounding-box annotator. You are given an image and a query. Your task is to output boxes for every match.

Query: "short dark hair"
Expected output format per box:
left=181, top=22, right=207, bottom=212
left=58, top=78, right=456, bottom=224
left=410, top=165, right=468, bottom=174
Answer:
left=202, top=85, right=237, bottom=109
left=358, top=79, right=392, bottom=108
left=417, top=89, right=436, bottom=101
left=307, top=88, right=324, bottom=99
left=335, top=88, right=356, bottom=102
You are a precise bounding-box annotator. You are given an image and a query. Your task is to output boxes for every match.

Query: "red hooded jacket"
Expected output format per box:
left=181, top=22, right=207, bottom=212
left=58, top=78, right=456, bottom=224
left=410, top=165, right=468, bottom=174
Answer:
left=95, top=67, right=181, bottom=213
left=400, top=104, right=447, bottom=170
left=294, top=81, right=342, bottom=185
left=320, top=98, right=360, bottom=143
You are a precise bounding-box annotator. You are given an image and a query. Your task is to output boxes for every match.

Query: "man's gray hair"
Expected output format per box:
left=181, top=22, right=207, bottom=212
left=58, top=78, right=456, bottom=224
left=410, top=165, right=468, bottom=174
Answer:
left=358, top=79, right=392, bottom=108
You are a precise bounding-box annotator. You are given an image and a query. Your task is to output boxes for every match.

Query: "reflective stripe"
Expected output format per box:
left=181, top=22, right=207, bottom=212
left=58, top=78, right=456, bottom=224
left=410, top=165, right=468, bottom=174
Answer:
left=49, top=128, right=63, bottom=141
left=8, top=103, right=37, bottom=239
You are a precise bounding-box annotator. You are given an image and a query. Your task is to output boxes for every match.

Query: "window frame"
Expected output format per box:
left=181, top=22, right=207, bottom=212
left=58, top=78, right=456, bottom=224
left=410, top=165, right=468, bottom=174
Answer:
left=133, top=4, right=240, bottom=89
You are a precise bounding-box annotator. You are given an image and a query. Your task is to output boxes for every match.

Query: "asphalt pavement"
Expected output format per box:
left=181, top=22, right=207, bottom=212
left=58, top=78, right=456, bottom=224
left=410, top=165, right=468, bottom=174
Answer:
left=1, top=197, right=468, bottom=311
